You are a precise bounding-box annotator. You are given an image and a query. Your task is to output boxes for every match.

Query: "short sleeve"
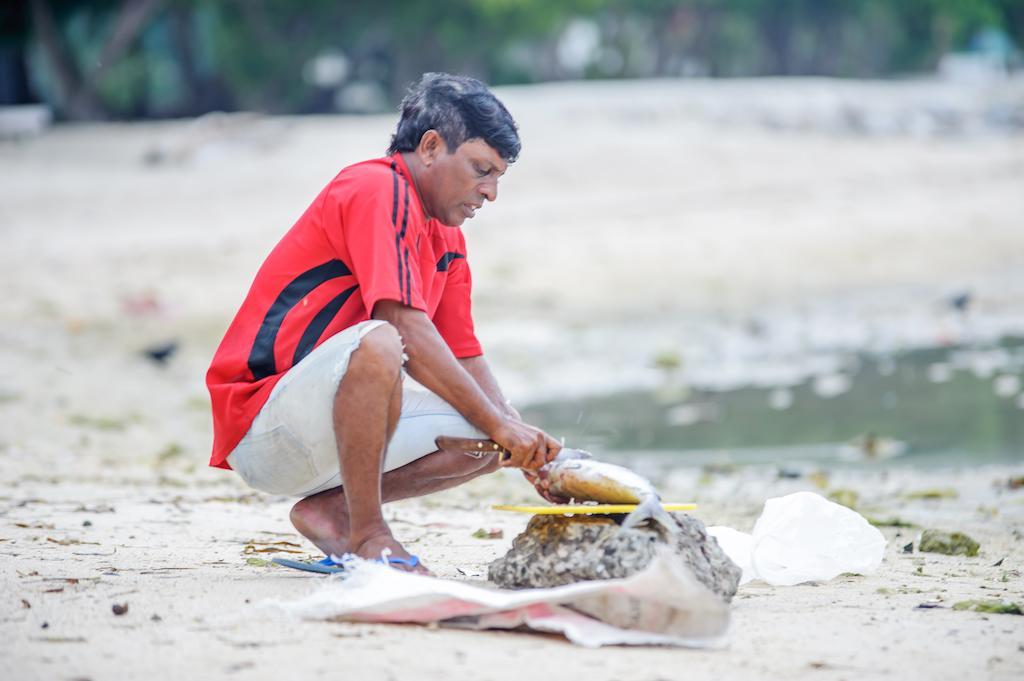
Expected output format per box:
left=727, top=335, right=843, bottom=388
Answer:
left=433, top=232, right=483, bottom=358
left=327, top=171, right=426, bottom=315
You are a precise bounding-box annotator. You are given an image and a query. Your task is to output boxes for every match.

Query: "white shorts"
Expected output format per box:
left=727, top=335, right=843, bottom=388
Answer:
left=226, top=319, right=486, bottom=497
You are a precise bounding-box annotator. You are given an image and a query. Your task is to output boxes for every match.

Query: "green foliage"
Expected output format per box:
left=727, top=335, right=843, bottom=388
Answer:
left=865, top=517, right=916, bottom=528
left=23, top=0, right=1024, bottom=119
left=952, top=599, right=1022, bottom=614
left=918, top=529, right=980, bottom=557
left=905, top=488, right=959, bottom=500
left=827, top=488, right=859, bottom=509
left=93, top=52, right=148, bottom=113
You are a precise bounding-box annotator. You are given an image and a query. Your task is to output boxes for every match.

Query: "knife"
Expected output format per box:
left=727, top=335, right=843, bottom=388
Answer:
left=434, top=436, right=591, bottom=464
left=435, top=435, right=512, bottom=462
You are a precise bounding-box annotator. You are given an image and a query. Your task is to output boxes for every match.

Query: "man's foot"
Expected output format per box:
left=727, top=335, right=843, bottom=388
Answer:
left=289, top=488, right=350, bottom=557
left=350, top=529, right=430, bottom=575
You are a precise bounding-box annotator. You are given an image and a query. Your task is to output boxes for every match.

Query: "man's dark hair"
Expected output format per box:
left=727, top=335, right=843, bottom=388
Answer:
left=388, top=73, right=520, bottom=162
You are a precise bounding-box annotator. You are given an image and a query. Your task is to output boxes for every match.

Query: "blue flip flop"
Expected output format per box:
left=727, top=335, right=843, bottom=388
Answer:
left=270, top=557, right=347, bottom=574
left=271, top=553, right=421, bottom=574
left=380, top=554, right=420, bottom=569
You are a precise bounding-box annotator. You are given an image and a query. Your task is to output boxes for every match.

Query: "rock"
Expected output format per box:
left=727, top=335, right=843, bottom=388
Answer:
left=918, top=529, right=979, bottom=557
left=0, top=105, right=52, bottom=139
left=488, top=512, right=741, bottom=603
left=141, top=340, right=179, bottom=366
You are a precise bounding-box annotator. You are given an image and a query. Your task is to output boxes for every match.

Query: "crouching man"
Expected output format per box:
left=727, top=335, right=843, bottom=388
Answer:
left=205, top=73, right=560, bottom=574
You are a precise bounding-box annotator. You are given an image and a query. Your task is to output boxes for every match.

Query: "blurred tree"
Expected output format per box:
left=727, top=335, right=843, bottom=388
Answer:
left=29, top=0, right=163, bottom=118
left=166, top=1, right=232, bottom=114
left=1001, top=0, right=1024, bottom=36
left=18, top=0, right=1024, bottom=120
left=0, top=2, right=35, bottom=104
left=197, top=0, right=601, bottom=109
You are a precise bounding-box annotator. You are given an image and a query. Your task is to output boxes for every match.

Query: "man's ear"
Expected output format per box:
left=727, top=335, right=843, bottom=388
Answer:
left=417, top=130, right=446, bottom=167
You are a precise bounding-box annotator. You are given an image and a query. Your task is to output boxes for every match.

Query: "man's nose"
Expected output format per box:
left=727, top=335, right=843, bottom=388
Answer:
left=479, top=178, right=498, bottom=202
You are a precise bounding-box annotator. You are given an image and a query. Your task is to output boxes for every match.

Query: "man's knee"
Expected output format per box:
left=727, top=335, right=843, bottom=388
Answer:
left=351, top=323, right=405, bottom=378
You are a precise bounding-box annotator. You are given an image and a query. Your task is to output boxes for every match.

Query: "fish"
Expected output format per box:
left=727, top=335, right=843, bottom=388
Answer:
left=536, top=448, right=679, bottom=534
left=432, top=436, right=680, bottom=534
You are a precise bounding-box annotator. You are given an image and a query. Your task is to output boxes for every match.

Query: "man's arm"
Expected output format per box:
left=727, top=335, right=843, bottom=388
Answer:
left=458, top=355, right=518, bottom=420
left=459, top=353, right=567, bottom=502
left=372, top=301, right=557, bottom=468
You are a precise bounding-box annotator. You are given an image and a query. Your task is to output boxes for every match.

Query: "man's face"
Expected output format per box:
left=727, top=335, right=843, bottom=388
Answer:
left=421, top=137, right=508, bottom=226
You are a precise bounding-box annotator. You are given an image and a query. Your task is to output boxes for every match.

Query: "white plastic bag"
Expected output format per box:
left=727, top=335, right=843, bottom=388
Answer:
left=704, top=526, right=756, bottom=584
left=709, top=491, right=886, bottom=586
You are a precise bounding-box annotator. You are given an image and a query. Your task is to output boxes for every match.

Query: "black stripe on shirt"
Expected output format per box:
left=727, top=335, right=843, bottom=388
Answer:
left=291, top=284, right=360, bottom=368
left=436, top=251, right=466, bottom=272
left=390, top=161, right=405, bottom=307
left=247, top=259, right=351, bottom=380
left=399, top=177, right=411, bottom=304
left=403, top=246, right=411, bottom=307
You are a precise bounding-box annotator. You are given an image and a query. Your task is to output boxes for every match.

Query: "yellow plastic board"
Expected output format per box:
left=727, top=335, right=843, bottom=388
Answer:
left=492, top=502, right=697, bottom=515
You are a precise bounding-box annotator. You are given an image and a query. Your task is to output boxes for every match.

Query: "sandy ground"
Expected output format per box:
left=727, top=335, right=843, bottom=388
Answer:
left=2, top=77, right=1024, bottom=679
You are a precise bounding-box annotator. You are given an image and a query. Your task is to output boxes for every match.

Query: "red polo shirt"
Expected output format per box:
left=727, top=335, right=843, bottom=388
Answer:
left=205, top=153, right=483, bottom=469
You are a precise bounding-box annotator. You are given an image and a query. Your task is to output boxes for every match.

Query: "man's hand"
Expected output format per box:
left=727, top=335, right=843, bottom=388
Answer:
left=491, top=419, right=560, bottom=470
left=521, top=468, right=569, bottom=503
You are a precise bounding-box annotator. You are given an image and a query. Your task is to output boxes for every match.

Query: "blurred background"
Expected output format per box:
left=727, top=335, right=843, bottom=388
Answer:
left=2, top=1, right=1023, bottom=480
left=2, top=1, right=1023, bottom=119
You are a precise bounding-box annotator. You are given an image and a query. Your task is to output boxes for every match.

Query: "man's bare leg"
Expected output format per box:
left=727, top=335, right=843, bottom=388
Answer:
left=289, top=323, right=501, bottom=572
left=326, top=323, right=409, bottom=567
left=290, top=448, right=499, bottom=557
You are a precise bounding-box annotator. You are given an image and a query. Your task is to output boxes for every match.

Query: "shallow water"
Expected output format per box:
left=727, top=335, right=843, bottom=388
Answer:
left=521, top=337, right=1024, bottom=468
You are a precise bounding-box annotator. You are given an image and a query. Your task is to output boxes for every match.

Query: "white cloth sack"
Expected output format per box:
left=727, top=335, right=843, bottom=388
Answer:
left=268, top=550, right=730, bottom=648
left=709, top=491, right=886, bottom=586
